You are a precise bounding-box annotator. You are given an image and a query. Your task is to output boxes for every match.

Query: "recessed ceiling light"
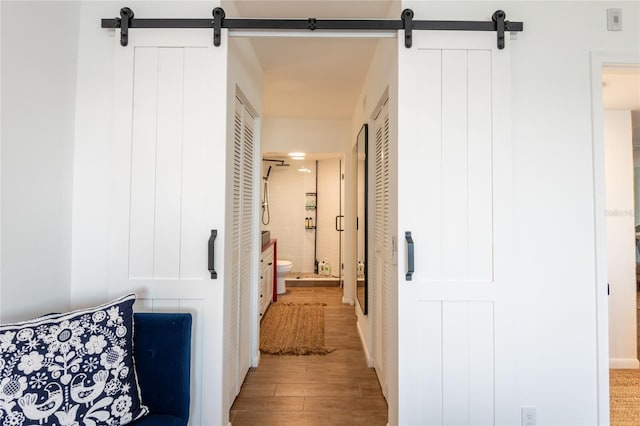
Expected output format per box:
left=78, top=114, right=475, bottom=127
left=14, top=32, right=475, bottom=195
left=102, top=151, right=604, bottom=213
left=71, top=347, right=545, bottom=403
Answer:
left=288, top=152, right=305, bottom=157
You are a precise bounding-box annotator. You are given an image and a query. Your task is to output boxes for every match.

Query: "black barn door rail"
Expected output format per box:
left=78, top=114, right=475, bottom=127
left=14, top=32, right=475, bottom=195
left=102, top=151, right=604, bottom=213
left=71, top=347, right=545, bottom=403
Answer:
left=102, top=7, right=523, bottom=49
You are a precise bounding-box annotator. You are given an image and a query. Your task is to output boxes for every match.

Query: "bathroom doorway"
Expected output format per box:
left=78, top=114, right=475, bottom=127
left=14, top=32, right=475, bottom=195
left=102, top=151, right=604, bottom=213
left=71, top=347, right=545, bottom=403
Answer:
left=261, top=153, right=345, bottom=289
left=591, top=53, right=640, bottom=421
left=600, top=64, right=640, bottom=371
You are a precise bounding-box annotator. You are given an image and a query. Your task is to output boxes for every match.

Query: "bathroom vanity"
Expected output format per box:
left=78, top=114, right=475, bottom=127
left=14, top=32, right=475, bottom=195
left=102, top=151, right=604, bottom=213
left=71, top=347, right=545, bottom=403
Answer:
left=260, top=239, right=277, bottom=320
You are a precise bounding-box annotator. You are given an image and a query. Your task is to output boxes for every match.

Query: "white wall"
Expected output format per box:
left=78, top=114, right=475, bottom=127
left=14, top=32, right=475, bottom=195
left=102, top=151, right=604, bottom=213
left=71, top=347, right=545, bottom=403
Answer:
left=605, top=110, right=637, bottom=368
left=633, top=110, right=640, bottom=148
left=400, top=1, right=639, bottom=425
left=633, top=112, right=640, bottom=225
left=1, top=1, right=80, bottom=322
left=262, top=118, right=351, bottom=154
left=0, top=1, right=3, bottom=316
left=70, top=1, right=117, bottom=307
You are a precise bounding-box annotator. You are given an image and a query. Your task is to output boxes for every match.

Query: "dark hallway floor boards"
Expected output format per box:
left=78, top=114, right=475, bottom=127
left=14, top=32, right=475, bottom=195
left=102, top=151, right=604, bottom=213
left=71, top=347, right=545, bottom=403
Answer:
left=230, top=287, right=388, bottom=426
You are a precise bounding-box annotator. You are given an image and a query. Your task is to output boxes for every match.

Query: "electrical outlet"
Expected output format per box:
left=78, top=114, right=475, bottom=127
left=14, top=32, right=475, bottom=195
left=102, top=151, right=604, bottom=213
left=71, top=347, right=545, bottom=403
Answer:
left=521, top=407, right=537, bottom=426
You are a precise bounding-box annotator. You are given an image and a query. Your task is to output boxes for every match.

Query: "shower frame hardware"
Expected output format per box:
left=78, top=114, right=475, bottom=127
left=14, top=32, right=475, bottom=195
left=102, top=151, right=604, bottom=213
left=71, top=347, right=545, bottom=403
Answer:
left=101, top=8, right=523, bottom=50
left=313, top=161, right=319, bottom=274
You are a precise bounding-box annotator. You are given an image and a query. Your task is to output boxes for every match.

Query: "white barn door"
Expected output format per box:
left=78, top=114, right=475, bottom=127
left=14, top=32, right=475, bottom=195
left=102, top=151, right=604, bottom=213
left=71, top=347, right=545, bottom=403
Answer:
left=397, top=31, right=515, bottom=425
left=109, top=30, right=230, bottom=425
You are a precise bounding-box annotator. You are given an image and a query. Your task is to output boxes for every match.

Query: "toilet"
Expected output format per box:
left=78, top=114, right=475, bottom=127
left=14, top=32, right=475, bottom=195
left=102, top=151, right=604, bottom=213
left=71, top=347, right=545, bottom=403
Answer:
left=276, top=260, right=293, bottom=294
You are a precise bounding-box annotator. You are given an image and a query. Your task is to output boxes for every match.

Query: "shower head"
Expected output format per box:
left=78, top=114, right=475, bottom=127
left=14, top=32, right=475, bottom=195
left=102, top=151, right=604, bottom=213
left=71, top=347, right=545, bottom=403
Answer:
left=263, top=158, right=290, bottom=167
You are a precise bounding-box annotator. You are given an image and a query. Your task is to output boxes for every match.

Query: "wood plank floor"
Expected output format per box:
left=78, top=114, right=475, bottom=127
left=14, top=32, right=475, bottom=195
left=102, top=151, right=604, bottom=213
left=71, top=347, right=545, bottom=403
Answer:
left=230, top=287, right=388, bottom=426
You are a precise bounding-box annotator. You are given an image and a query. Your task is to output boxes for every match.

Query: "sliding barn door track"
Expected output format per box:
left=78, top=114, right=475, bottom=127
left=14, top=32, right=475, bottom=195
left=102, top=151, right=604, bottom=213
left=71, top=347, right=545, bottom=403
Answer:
left=102, top=7, right=523, bottom=49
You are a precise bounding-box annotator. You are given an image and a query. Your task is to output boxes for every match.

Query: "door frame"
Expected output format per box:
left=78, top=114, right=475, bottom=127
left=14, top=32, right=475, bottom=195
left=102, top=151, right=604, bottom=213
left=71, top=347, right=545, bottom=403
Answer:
left=591, top=50, right=640, bottom=426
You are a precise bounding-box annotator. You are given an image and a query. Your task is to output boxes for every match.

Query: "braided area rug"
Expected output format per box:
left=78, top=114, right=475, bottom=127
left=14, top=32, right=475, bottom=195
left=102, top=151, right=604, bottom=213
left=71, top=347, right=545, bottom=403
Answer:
left=260, top=302, right=335, bottom=355
left=611, top=369, right=640, bottom=425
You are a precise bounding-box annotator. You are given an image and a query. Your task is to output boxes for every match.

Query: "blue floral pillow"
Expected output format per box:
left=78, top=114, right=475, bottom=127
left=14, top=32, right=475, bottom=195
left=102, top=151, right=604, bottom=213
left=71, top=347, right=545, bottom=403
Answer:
left=0, top=294, right=148, bottom=426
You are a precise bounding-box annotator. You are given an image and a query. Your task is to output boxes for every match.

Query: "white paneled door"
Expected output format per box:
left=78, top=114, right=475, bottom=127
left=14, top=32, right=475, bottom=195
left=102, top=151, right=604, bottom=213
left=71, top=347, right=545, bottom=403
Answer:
left=109, top=30, right=229, bottom=425
left=397, top=32, right=515, bottom=425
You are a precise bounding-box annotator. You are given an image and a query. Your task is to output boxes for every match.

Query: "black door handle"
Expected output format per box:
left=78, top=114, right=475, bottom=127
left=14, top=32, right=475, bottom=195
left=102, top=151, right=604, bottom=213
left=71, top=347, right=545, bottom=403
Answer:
left=335, top=215, right=344, bottom=232
left=208, top=229, right=218, bottom=279
left=405, top=231, right=414, bottom=281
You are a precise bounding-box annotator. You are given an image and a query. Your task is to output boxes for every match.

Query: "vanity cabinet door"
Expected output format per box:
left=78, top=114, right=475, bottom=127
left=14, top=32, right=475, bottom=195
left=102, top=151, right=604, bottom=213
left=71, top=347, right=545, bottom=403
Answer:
left=264, top=249, right=274, bottom=309
left=260, top=245, right=274, bottom=320
left=259, top=270, right=266, bottom=319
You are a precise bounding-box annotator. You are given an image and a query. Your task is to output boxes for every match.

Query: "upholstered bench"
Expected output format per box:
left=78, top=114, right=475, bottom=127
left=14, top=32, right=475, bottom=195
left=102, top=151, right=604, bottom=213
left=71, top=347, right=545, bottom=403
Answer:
left=130, top=313, right=192, bottom=426
left=0, top=295, right=192, bottom=426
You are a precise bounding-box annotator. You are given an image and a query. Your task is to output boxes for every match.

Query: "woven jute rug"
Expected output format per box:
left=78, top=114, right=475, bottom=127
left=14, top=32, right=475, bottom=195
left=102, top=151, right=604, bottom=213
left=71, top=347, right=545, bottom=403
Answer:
left=260, top=302, right=335, bottom=355
left=611, top=369, right=640, bottom=425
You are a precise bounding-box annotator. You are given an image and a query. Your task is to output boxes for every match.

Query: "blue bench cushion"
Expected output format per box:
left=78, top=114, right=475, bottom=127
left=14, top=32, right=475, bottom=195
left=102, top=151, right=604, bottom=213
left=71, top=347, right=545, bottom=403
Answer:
left=131, top=313, right=191, bottom=426
left=129, top=414, right=186, bottom=426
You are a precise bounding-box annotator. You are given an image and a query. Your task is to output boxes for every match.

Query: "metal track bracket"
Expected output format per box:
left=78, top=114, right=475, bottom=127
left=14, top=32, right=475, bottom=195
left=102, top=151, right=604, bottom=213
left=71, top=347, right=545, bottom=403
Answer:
left=401, top=9, right=414, bottom=48
left=213, top=7, right=225, bottom=47
left=119, top=7, right=134, bottom=47
left=493, top=10, right=506, bottom=49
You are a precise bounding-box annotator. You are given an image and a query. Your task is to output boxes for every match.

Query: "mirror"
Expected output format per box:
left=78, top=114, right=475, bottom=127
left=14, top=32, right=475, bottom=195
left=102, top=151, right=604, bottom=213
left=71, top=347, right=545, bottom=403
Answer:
left=356, top=124, right=368, bottom=314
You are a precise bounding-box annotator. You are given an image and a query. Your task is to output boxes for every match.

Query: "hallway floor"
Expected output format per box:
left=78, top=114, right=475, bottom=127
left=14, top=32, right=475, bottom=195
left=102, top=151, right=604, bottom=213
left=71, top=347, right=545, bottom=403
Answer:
left=230, top=287, right=388, bottom=426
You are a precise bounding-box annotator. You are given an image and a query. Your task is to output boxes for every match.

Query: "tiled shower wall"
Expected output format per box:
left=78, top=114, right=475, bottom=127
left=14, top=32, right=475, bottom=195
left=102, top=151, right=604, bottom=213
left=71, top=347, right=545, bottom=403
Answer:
left=262, top=158, right=341, bottom=273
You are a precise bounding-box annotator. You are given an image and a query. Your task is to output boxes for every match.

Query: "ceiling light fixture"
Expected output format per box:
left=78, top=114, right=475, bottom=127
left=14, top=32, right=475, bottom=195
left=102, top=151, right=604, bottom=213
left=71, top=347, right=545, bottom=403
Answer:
left=291, top=156, right=305, bottom=160
left=288, top=152, right=305, bottom=157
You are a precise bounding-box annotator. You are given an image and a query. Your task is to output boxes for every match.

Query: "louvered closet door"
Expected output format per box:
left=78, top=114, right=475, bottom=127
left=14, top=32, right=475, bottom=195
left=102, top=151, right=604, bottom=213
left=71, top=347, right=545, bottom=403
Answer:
left=109, top=30, right=229, bottom=425
left=229, top=96, right=256, bottom=402
left=397, top=31, right=515, bottom=425
left=373, top=99, right=391, bottom=398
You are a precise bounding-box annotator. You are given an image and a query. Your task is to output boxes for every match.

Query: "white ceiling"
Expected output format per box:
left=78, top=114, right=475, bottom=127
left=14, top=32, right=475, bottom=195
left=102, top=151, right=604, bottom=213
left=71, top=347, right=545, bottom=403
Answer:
left=603, top=67, right=640, bottom=111
left=229, top=0, right=396, bottom=119
left=254, top=37, right=380, bottom=119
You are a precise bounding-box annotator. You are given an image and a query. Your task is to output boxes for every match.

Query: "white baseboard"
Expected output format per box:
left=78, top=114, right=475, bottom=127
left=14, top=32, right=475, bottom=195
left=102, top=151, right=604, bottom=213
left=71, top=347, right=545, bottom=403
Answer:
left=252, top=350, right=260, bottom=368
left=342, top=296, right=354, bottom=305
left=356, top=320, right=374, bottom=367
left=609, top=358, right=640, bottom=369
